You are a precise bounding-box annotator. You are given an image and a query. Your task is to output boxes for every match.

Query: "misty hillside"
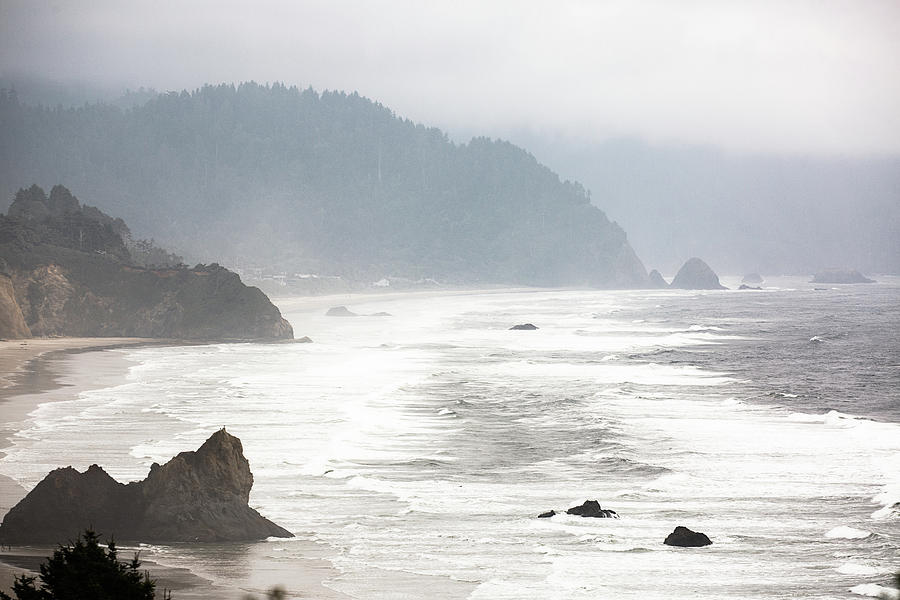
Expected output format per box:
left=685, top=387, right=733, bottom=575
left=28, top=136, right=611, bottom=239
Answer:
left=511, top=135, right=900, bottom=276
left=0, top=83, right=647, bottom=287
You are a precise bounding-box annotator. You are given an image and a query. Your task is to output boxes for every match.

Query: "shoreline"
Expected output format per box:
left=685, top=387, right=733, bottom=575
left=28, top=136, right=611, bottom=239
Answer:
left=0, top=337, right=173, bottom=400
left=0, top=338, right=174, bottom=517
left=0, top=339, right=167, bottom=596
left=269, top=285, right=544, bottom=315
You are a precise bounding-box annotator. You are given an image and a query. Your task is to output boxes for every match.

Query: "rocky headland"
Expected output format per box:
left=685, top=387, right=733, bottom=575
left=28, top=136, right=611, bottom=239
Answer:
left=0, top=185, right=292, bottom=340
left=0, top=428, right=293, bottom=544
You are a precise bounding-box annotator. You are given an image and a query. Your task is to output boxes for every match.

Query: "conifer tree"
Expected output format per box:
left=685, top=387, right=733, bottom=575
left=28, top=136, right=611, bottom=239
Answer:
left=0, top=529, right=160, bottom=600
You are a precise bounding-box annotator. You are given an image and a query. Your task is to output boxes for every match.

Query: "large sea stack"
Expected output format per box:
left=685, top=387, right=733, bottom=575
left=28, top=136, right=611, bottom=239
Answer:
left=0, top=185, right=293, bottom=340
left=0, top=429, right=293, bottom=544
left=669, top=258, right=727, bottom=290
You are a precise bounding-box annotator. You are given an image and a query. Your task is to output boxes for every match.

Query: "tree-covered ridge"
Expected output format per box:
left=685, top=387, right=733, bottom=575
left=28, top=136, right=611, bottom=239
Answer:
left=0, top=83, right=647, bottom=287
left=3, top=184, right=181, bottom=267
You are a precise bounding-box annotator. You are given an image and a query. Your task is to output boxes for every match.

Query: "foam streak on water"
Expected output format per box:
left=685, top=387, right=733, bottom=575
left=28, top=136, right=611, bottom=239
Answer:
left=1, top=278, right=899, bottom=599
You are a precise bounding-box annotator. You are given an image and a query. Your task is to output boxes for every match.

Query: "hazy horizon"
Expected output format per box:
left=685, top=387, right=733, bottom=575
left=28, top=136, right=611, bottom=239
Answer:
left=2, top=1, right=898, bottom=277
left=2, top=0, right=899, bottom=158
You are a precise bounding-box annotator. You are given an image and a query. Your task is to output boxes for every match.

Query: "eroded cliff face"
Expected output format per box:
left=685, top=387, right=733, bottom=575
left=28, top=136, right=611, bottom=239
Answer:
left=0, top=273, right=29, bottom=338
left=0, top=429, right=293, bottom=544
left=0, top=185, right=293, bottom=340
left=6, top=262, right=293, bottom=339
left=12, top=264, right=76, bottom=336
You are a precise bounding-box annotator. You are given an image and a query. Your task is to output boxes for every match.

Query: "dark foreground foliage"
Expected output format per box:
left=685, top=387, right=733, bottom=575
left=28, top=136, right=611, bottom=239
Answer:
left=0, top=529, right=161, bottom=600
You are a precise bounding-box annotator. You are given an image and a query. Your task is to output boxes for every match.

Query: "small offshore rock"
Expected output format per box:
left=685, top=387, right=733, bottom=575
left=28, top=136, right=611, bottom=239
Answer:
left=509, top=323, right=538, bottom=330
left=566, top=500, right=619, bottom=518
left=538, top=510, right=556, bottom=518
left=738, top=284, right=762, bottom=290
left=664, top=526, right=712, bottom=547
left=326, top=306, right=358, bottom=317
left=369, top=311, right=392, bottom=317
left=296, top=336, right=313, bottom=343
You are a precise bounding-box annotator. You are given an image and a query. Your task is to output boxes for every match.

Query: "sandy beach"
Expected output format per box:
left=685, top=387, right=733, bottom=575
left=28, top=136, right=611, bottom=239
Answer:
left=0, top=337, right=162, bottom=395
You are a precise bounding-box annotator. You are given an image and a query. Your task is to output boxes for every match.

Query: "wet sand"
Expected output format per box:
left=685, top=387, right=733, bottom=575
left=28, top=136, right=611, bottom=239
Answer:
left=0, top=337, right=350, bottom=599
left=0, top=337, right=160, bottom=396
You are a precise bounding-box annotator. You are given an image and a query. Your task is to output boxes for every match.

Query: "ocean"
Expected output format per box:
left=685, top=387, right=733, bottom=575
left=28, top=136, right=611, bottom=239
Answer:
left=1, top=276, right=898, bottom=599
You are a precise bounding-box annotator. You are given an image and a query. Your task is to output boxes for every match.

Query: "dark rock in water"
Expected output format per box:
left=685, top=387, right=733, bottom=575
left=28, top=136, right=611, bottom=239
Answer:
left=538, top=510, right=556, bottom=518
left=811, top=269, right=875, bottom=284
left=566, top=500, right=619, bottom=518
left=648, top=269, right=669, bottom=288
left=670, top=258, right=727, bottom=290
left=369, top=312, right=392, bottom=317
left=741, top=273, right=763, bottom=284
left=0, top=429, right=293, bottom=544
left=326, top=305, right=358, bottom=317
left=738, top=284, right=762, bottom=290
left=296, top=336, right=313, bottom=343
left=664, top=526, right=712, bottom=547
left=509, top=323, right=538, bottom=330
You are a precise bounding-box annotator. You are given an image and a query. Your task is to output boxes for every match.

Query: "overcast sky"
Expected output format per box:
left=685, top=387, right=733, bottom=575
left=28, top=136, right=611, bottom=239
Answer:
left=2, top=0, right=898, bottom=156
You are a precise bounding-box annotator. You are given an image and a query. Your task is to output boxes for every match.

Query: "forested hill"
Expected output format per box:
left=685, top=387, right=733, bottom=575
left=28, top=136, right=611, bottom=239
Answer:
left=0, top=83, right=648, bottom=287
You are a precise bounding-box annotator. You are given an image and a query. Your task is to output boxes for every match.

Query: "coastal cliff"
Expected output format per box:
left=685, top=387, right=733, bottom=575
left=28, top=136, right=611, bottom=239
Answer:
left=0, top=185, right=292, bottom=340
left=0, top=429, right=293, bottom=543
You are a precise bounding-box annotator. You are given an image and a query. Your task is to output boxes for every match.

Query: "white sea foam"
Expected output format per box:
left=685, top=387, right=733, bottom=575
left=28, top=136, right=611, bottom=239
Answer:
left=825, top=526, right=872, bottom=539
left=2, top=283, right=898, bottom=600
left=850, top=583, right=900, bottom=599
left=837, top=563, right=884, bottom=576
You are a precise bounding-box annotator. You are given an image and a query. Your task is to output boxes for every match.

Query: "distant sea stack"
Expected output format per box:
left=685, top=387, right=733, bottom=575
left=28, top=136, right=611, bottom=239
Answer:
left=741, top=273, right=763, bottom=284
left=648, top=269, right=669, bottom=288
left=326, top=305, right=358, bottom=317
left=0, top=429, right=293, bottom=544
left=811, top=269, right=875, bottom=284
left=0, top=185, right=293, bottom=340
left=669, top=258, right=727, bottom=290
